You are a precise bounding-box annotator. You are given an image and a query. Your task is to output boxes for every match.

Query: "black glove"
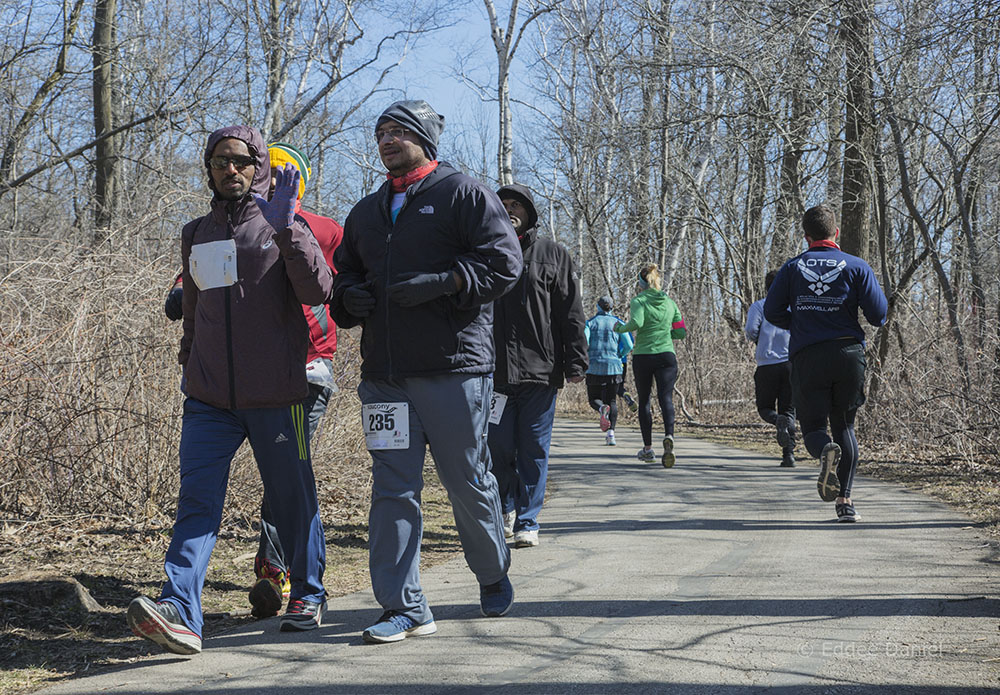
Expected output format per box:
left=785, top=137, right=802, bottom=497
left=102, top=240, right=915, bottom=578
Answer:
left=387, top=271, right=457, bottom=307
left=164, top=287, right=183, bottom=321
left=342, top=285, right=376, bottom=318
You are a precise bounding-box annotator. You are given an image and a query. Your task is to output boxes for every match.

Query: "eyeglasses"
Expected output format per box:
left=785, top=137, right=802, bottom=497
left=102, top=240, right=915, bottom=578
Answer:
left=209, top=155, right=255, bottom=170
left=374, top=127, right=410, bottom=143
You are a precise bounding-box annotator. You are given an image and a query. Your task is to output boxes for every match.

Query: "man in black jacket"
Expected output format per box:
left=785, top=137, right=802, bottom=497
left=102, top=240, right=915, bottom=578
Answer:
left=489, top=183, right=588, bottom=548
left=329, top=100, right=523, bottom=643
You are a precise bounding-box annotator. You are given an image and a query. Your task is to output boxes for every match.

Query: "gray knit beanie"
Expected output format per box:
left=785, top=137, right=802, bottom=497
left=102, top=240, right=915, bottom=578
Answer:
left=376, top=100, right=445, bottom=160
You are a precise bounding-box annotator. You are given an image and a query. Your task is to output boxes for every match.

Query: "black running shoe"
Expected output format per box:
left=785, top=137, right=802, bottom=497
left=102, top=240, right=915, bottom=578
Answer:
left=836, top=502, right=860, bottom=522
left=775, top=415, right=793, bottom=449
left=279, top=598, right=327, bottom=631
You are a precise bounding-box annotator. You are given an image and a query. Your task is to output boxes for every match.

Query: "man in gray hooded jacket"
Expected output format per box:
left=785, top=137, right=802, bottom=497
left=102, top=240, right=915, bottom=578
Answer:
left=126, top=125, right=332, bottom=655
left=330, top=100, right=522, bottom=643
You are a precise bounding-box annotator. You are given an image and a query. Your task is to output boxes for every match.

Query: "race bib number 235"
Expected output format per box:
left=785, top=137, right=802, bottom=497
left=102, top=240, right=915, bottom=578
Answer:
left=362, top=402, right=409, bottom=450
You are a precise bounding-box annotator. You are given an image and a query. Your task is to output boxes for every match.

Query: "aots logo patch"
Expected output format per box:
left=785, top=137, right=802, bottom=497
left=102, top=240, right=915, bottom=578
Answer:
left=797, top=259, right=846, bottom=296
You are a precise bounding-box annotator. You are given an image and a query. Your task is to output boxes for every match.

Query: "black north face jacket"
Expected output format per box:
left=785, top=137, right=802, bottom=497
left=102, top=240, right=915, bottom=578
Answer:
left=330, top=162, right=522, bottom=379
left=493, top=184, right=588, bottom=390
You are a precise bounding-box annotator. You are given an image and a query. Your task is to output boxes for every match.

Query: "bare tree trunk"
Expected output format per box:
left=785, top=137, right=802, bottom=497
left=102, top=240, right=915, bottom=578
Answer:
left=654, top=0, right=673, bottom=273
left=743, top=93, right=767, bottom=302
left=482, top=0, right=553, bottom=185
left=93, top=0, right=118, bottom=242
left=839, top=0, right=874, bottom=261
left=773, top=88, right=806, bottom=268
left=824, top=18, right=844, bottom=208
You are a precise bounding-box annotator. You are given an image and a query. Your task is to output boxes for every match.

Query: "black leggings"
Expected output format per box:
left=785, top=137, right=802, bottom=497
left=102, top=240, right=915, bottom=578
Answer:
left=801, top=410, right=859, bottom=499
left=587, top=380, right=618, bottom=430
left=631, top=352, right=678, bottom=446
left=617, top=362, right=629, bottom=398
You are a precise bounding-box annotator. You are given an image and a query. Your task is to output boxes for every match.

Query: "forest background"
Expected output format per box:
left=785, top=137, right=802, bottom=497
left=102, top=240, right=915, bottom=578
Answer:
left=1, top=0, right=999, bottom=690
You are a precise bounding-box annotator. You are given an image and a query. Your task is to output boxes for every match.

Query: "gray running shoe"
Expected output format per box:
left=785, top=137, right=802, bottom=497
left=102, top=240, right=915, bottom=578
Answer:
left=661, top=435, right=675, bottom=469
left=127, top=596, right=202, bottom=655
left=817, top=442, right=841, bottom=502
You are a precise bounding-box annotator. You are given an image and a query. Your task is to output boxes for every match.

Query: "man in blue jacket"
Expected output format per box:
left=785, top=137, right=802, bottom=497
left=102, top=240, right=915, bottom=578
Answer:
left=745, top=270, right=796, bottom=467
left=329, top=100, right=523, bottom=642
left=764, top=204, right=887, bottom=522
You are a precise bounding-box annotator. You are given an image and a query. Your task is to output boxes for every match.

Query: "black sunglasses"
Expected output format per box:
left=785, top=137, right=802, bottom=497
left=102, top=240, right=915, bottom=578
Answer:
left=209, top=155, right=255, bottom=170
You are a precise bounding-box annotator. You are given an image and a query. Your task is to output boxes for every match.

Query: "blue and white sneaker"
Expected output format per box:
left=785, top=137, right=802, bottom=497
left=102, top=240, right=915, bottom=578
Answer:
left=362, top=611, right=437, bottom=644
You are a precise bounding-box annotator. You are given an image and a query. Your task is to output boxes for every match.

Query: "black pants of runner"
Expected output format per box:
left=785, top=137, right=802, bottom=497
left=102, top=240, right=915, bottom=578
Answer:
left=632, top=351, right=678, bottom=446
left=617, top=362, right=629, bottom=398
left=754, top=361, right=795, bottom=454
left=586, top=376, right=619, bottom=431
left=791, top=339, right=866, bottom=499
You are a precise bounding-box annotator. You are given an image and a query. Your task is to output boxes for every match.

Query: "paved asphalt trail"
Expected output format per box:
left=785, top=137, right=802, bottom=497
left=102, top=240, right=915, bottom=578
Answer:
left=41, top=419, right=999, bottom=694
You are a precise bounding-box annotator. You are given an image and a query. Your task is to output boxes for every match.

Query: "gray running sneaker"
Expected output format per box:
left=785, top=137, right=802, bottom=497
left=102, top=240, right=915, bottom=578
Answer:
left=661, top=435, right=675, bottom=468
left=636, top=448, right=656, bottom=463
left=817, top=442, right=841, bottom=502
left=127, top=596, right=202, bottom=655
left=502, top=510, right=516, bottom=539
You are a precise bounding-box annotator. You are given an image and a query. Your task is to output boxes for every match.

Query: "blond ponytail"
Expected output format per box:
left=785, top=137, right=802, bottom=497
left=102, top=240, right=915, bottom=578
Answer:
left=639, top=264, right=662, bottom=291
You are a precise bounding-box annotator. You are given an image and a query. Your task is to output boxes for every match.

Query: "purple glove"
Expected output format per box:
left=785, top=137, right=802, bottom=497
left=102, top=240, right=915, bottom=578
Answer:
left=387, top=271, right=457, bottom=307
left=254, top=164, right=300, bottom=231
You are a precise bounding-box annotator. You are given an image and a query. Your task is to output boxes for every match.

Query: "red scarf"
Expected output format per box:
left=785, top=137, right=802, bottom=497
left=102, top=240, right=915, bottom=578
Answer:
left=809, top=239, right=840, bottom=250
left=388, top=161, right=439, bottom=193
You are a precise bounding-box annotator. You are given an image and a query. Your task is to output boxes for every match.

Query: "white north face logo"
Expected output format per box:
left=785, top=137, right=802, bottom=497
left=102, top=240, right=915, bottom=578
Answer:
left=797, top=259, right=846, bottom=295
left=419, top=205, right=434, bottom=214
left=274, top=432, right=288, bottom=444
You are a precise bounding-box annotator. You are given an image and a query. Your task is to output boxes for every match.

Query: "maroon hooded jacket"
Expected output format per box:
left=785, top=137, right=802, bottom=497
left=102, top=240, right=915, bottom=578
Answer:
left=179, top=125, right=333, bottom=409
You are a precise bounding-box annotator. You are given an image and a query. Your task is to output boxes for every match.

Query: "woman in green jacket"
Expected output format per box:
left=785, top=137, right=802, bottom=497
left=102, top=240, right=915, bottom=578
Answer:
left=615, top=264, right=686, bottom=467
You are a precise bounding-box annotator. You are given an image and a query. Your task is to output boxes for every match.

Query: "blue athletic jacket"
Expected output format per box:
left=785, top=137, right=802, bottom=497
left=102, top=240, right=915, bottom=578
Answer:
left=584, top=310, right=633, bottom=376
left=763, top=244, right=887, bottom=357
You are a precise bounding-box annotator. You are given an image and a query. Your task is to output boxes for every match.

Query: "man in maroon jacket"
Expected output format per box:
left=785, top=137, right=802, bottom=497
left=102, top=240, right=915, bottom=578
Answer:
left=130, top=126, right=332, bottom=656
left=163, top=142, right=342, bottom=620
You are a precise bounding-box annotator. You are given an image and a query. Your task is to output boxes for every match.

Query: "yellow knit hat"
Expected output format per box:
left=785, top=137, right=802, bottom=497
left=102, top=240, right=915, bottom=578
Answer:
left=267, top=142, right=311, bottom=200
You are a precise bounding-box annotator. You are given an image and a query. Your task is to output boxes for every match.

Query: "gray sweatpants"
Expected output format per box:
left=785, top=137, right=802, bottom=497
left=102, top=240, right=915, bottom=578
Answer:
left=359, top=373, right=510, bottom=625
